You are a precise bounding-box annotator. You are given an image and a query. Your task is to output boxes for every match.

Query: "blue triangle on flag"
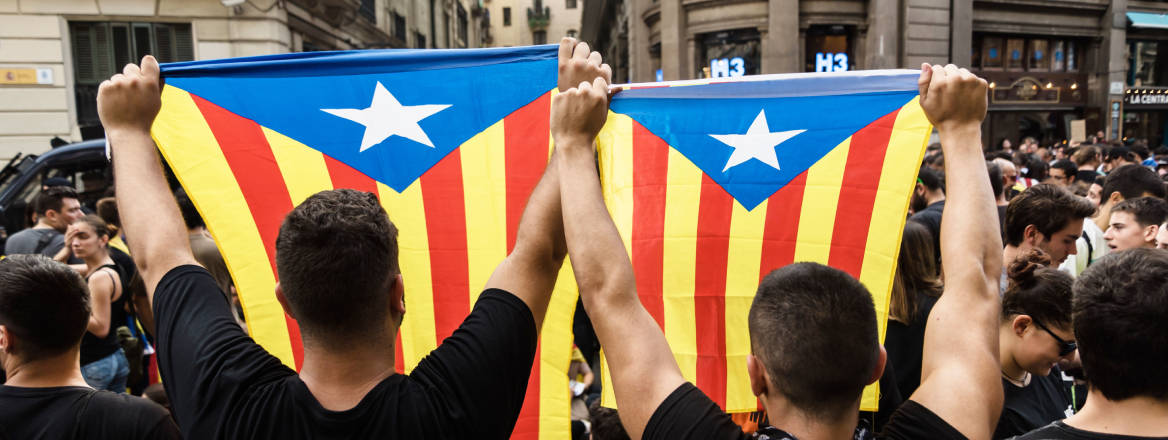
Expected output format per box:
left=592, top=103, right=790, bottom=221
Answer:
left=162, top=46, right=558, bottom=192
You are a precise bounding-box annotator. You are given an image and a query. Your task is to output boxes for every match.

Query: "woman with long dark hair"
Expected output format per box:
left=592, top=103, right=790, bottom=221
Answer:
left=883, top=220, right=943, bottom=399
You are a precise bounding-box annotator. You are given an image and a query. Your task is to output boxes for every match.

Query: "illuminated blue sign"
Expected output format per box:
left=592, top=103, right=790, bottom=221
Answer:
left=710, top=57, right=745, bottom=78
left=815, top=52, right=849, bottom=72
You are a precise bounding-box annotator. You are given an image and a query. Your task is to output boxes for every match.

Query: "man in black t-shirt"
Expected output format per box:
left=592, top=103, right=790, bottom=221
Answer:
left=908, top=166, right=945, bottom=267
left=0, top=255, right=179, bottom=439
left=1013, top=249, right=1168, bottom=440
left=555, top=65, right=1007, bottom=438
left=98, top=39, right=610, bottom=438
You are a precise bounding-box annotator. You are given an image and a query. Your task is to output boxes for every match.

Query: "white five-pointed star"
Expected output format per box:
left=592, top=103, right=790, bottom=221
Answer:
left=709, top=110, right=805, bottom=172
left=321, top=81, right=451, bottom=152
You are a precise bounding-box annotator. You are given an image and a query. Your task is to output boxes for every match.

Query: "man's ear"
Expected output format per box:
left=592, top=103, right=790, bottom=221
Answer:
left=1107, top=191, right=1124, bottom=206
left=0, top=325, right=10, bottom=354
left=390, top=273, right=406, bottom=317
left=275, top=282, right=296, bottom=320
left=867, top=345, right=887, bottom=385
left=1023, top=224, right=1042, bottom=245
left=747, top=354, right=768, bottom=398
left=1144, top=224, right=1160, bottom=245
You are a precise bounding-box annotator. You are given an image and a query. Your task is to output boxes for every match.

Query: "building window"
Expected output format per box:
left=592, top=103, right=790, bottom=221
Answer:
left=1028, top=39, right=1049, bottom=71
left=566, top=0, right=577, bottom=9
left=503, top=7, right=511, bottom=26
left=360, top=0, right=376, bottom=21
left=393, top=12, right=407, bottom=42
left=533, top=30, right=547, bottom=45
left=1006, top=38, right=1025, bottom=70
left=457, top=2, right=468, bottom=47
left=416, top=31, right=427, bottom=49
left=1130, top=41, right=1168, bottom=86
left=804, top=25, right=852, bottom=72
left=1051, top=40, right=1065, bottom=71
left=70, top=21, right=193, bottom=128
left=981, top=36, right=1003, bottom=69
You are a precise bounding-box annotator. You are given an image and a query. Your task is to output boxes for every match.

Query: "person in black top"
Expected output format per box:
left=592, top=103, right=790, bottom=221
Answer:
left=908, top=167, right=945, bottom=268
left=98, top=39, right=609, bottom=438
left=554, top=63, right=1005, bottom=439
left=0, top=255, right=180, bottom=439
left=994, top=250, right=1076, bottom=439
left=64, top=214, right=130, bottom=393
left=1070, top=146, right=1100, bottom=186
left=1014, top=249, right=1168, bottom=440
left=884, top=221, right=942, bottom=400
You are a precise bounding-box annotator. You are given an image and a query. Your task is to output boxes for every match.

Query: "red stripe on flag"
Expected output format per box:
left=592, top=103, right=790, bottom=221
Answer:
left=192, top=95, right=306, bottom=370
left=694, top=174, right=734, bottom=409
left=632, top=122, right=668, bottom=329
left=419, top=150, right=471, bottom=344
left=323, top=155, right=379, bottom=194
left=760, top=172, right=809, bottom=280
left=827, top=111, right=900, bottom=278
left=503, top=93, right=551, bottom=440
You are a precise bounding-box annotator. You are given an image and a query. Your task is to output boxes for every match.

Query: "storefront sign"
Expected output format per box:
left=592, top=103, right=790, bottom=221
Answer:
left=1124, top=88, right=1168, bottom=108
left=710, top=57, right=745, bottom=78
left=815, top=52, right=849, bottom=72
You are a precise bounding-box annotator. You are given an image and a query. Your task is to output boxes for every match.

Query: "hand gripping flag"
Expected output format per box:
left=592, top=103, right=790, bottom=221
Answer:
left=151, top=45, right=577, bottom=439
left=595, top=71, right=932, bottom=413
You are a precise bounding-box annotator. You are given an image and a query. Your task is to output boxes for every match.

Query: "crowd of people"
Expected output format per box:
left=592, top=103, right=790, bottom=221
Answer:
left=0, top=37, right=1166, bottom=440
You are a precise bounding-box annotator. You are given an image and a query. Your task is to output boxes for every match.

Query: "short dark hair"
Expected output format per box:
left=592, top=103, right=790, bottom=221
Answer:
left=1004, top=184, right=1096, bottom=246
left=173, top=188, right=205, bottom=230
left=749, top=263, right=878, bottom=420
left=1025, top=157, right=1049, bottom=181
left=1074, top=249, right=1168, bottom=401
left=1002, top=249, right=1073, bottom=328
left=275, top=189, right=399, bottom=345
left=0, top=255, right=90, bottom=360
left=1051, top=159, right=1077, bottom=179
left=95, top=197, right=120, bottom=228
left=1106, top=146, right=1135, bottom=163
left=986, top=161, right=1004, bottom=199
left=917, top=166, right=944, bottom=192
left=588, top=400, right=630, bottom=440
left=1110, top=197, right=1168, bottom=228
left=33, top=186, right=78, bottom=216
left=1101, top=164, right=1166, bottom=202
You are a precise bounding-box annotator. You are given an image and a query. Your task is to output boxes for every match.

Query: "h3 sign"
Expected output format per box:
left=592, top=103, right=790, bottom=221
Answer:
left=815, top=52, right=849, bottom=72
left=710, top=57, right=745, bottom=78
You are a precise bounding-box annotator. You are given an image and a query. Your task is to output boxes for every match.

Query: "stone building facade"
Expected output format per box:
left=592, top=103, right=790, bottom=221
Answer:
left=581, top=0, right=1168, bottom=147
left=484, top=0, right=581, bottom=47
left=0, top=0, right=487, bottom=157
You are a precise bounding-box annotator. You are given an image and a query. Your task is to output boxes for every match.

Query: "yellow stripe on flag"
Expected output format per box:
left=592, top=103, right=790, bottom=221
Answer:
left=540, top=261, right=579, bottom=440
left=264, top=127, right=334, bottom=206
left=598, top=113, right=635, bottom=258
left=152, top=85, right=296, bottom=367
left=662, top=147, right=701, bottom=384
left=460, top=120, right=507, bottom=306
left=724, top=199, right=768, bottom=412
left=793, top=139, right=852, bottom=264
left=377, top=182, right=439, bottom=372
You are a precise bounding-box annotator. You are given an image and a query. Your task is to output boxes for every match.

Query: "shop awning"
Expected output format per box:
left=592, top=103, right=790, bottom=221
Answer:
left=1128, top=11, right=1168, bottom=30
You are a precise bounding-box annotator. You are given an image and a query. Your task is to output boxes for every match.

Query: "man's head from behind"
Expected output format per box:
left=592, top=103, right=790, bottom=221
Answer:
left=911, top=166, right=944, bottom=213
left=1099, top=164, right=1166, bottom=211
left=1104, top=197, right=1168, bottom=251
left=275, top=189, right=402, bottom=348
left=0, top=255, right=90, bottom=368
left=33, top=186, right=83, bottom=232
left=747, top=263, right=881, bottom=421
left=1005, top=184, right=1096, bottom=264
left=1074, top=249, right=1168, bottom=402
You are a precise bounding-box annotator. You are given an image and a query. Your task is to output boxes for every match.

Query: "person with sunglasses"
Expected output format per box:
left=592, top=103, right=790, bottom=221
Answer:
left=995, top=249, right=1077, bottom=439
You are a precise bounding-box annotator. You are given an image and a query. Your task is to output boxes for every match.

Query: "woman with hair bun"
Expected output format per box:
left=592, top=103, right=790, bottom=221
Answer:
left=64, top=214, right=131, bottom=393
left=994, top=249, right=1077, bottom=438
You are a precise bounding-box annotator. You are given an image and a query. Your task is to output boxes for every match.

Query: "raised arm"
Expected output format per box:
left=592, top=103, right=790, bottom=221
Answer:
left=98, top=56, right=199, bottom=298
left=909, top=64, right=1004, bottom=439
left=554, top=75, right=685, bottom=438
left=482, top=38, right=608, bottom=328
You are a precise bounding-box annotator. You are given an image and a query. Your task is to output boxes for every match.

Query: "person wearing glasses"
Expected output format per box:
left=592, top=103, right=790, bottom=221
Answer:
left=994, top=249, right=1077, bottom=439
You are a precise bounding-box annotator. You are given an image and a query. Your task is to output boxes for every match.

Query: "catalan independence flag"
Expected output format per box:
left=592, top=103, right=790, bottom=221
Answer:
left=596, top=71, right=932, bottom=413
left=151, top=45, right=577, bottom=439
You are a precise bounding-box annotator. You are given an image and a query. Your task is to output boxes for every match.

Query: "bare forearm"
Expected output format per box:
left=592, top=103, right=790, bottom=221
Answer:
left=938, top=125, right=1002, bottom=288
left=110, top=129, right=195, bottom=295
left=556, top=145, right=635, bottom=307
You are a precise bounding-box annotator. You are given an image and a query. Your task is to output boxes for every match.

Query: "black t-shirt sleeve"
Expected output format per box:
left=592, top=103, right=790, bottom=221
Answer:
left=407, top=288, right=538, bottom=438
left=879, top=399, right=967, bottom=440
left=153, top=265, right=294, bottom=438
left=643, top=382, right=750, bottom=440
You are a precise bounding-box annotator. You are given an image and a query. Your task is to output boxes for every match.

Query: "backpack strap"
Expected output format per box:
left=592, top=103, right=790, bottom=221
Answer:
left=32, top=230, right=55, bottom=255
left=70, top=389, right=99, bottom=440
left=1081, top=230, right=1094, bottom=268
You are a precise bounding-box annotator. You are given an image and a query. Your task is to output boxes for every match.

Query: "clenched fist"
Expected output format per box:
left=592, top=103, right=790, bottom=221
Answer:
left=551, top=77, right=609, bottom=150
left=917, top=63, right=988, bottom=133
left=97, top=55, right=162, bottom=135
